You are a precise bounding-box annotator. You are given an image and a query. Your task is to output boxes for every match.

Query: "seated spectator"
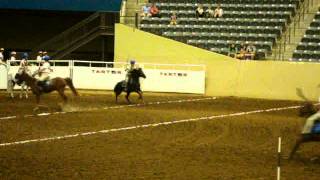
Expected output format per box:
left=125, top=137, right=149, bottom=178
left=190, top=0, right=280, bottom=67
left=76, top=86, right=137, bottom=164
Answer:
left=214, top=4, right=223, bottom=18
left=228, top=43, right=237, bottom=58
left=236, top=43, right=246, bottom=60
left=196, top=4, right=205, bottom=18
left=141, top=4, right=151, bottom=17
left=170, top=12, right=178, bottom=25
left=150, top=3, right=161, bottom=18
left=206, top=5, right=215, bottom=18
left=245, top=43, right=256, bottom=60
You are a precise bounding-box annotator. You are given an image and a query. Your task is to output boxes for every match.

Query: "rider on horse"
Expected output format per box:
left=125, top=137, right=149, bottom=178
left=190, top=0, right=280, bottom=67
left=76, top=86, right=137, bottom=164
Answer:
left=36, top=55, right=52, bottom=89
left=14, top=52, right=29, bottom=85
left=123, top=60, right=137, bottom=90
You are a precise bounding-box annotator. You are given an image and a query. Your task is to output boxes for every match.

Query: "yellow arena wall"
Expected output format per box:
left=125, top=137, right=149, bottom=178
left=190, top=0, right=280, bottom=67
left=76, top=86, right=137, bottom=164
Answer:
left=115, top=24, right=320, bottom=101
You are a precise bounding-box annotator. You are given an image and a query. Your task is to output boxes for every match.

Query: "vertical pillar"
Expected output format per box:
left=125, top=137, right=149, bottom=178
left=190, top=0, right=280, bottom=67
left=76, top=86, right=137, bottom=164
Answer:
left=102, top=37, right=105, bottom=61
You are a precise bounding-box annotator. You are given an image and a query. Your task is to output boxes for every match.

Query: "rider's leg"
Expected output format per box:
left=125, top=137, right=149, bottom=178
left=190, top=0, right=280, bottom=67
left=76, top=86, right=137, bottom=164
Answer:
left=302, top=111, right=320, bottom=134
left=37, top=73, right=49, bottom=86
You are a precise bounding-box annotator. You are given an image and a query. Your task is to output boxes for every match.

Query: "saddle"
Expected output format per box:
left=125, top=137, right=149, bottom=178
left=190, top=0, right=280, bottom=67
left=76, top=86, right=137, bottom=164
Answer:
left=37, top=80, right=51, bottom=92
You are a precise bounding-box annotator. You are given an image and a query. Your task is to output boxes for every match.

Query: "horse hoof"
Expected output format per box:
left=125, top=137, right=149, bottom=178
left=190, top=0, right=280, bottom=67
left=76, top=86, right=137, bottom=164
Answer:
left=33, top=107, right=39, bottom=112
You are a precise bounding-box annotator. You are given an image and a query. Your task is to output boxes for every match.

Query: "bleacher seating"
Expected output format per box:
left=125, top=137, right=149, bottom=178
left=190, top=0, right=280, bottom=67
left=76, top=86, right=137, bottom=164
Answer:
left=292, top=10, right=320, bottom=61
left=139, top=0, right=302, bottom=60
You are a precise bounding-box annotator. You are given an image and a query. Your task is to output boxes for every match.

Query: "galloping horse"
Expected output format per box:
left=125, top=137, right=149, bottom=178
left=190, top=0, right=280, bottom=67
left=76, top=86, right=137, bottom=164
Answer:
left=289, top=102, right=320, bottom=159
left=15, top=70, right=78, bottom=104
left=114, top=68, right=146, bottom=103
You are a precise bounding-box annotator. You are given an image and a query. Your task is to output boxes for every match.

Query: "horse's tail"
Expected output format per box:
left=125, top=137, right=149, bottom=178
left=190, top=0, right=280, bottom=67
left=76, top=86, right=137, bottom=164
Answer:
left=65, top=78, right=79, bottom=96
left=114, top=81, right=122, bottom=92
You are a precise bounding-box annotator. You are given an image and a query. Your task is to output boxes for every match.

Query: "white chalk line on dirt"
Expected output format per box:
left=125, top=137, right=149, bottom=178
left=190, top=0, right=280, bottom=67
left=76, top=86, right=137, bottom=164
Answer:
left=0, top=104, right=302, bottom=147
left=0, top=97, right=216, bottom=121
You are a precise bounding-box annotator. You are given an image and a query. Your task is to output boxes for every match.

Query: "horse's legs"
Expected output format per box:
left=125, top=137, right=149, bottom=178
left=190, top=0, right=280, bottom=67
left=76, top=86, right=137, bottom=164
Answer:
left=115, top=91, right=122, bottom=103
left=19, top=85, right=23, bottom=99
left=25, top=85, right=29, bottom=99
left=58, top=89, right=68, bottom=103
left=125, top=91, right=131, bottom=104
left=137, top=90, right=144, bottom=102
left=9, top=80, right=15, bottom=98
left=35, top=94, right=40, bottom=105
left=289, top=138, right=302, bottom=160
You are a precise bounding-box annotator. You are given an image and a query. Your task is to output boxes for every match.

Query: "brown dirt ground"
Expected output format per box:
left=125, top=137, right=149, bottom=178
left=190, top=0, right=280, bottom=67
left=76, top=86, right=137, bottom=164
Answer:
left=0, top=90, right=319, bottom=179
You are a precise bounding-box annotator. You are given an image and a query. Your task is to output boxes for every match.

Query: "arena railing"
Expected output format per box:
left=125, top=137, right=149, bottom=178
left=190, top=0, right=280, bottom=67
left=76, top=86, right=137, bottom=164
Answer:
left=5, top=60, right=205, bottom=71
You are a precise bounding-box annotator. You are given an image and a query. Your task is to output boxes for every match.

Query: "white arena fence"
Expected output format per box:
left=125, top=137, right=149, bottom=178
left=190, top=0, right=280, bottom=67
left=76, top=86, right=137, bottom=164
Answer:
left=0, top=60, right=206, bottom=94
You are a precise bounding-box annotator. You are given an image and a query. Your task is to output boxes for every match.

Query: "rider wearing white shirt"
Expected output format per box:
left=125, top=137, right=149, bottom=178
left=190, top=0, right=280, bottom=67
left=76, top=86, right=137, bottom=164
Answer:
left=123, top=60, right=137, bottom=90
left=14, top=52, right=29, bottom=85
left=38, top=56, right=52, bottom=82
left=19, top=53, right=29, bottom=71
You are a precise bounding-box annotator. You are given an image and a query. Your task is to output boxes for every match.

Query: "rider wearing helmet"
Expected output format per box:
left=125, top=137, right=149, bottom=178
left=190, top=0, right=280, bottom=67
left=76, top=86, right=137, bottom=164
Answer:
left=13, top=52, right=29, bottom=86
left=37, top=55, right=52, bottom=87
left=19, top=52, right=29, bottom=71
left=123, top=60, right=137, bottom=90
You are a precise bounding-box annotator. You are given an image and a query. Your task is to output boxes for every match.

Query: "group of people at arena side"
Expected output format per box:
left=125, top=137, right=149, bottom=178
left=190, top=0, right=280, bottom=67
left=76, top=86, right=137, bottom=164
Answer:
left=228, top=42, right=256, bottom=60
left=0, top=49, right=53, bottom=90
left=140, top=3, right=223, bottom=26
left=196, top=4, right=223, bottom=18
left=141, top=3, right=160, bottom=18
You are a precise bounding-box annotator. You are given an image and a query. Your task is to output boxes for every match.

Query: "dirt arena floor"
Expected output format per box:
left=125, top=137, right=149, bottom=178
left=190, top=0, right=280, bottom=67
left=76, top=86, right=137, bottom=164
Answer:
left=0, top=90, right=320, bottom=179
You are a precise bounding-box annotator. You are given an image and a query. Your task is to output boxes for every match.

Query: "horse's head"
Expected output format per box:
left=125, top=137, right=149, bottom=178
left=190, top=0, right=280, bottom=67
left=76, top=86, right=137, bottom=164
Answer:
left=299, top=102, right=318, bottom=117
left=133, top=68, right=146, bottom=79
left=16, top=69, right=32, bottom=82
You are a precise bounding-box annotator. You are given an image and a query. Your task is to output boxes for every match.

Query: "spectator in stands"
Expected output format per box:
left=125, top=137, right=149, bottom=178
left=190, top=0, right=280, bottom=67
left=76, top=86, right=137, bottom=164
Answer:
left=170, top=12, right=178, bottom=25
left=0, top=48, right=4, bottom=63
left=206, top=5, right=215, bottom=18
left=236, top=43, right=246, bottom=60
left=214, top=4, right=223, bottom=18
left=196, top=4, right=205, bottom=18
left=245, top=43, right=256, bottom=60
left=141, top=3, right=151, bottom=17
left=228, top=43, right=237, bottom=58
left=150, top=3, right=161, bottom=18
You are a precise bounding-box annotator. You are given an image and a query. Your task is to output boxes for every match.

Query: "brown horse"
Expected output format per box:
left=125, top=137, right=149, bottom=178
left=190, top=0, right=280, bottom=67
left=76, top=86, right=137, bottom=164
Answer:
left=16, top=70, right=78, bottom=105
left=289, top=102, right=320, bottom=159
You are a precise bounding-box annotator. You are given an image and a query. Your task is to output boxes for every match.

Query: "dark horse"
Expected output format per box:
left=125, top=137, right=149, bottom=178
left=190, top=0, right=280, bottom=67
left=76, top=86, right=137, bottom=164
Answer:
left=16, top=70, right=78, bottom=105
left=289, top=102, right=320, bottom=159
left=114, top=68, right=146, bottom=103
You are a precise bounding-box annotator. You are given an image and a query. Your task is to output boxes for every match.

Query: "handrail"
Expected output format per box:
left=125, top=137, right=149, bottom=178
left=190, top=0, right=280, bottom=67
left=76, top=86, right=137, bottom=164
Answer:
left=34, top=12, right=100, bottom=51
left=53, top=26, right=101, bottom=55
